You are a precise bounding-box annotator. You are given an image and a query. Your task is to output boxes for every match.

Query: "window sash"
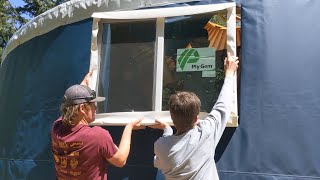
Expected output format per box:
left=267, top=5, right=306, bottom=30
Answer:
left=89, top=3, right=238, bottom=127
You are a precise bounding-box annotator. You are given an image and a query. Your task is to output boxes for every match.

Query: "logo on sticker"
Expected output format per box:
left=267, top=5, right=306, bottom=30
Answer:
left=177, top=49, right=200, bottom=70
left=176, top=48, right=215, bottom=72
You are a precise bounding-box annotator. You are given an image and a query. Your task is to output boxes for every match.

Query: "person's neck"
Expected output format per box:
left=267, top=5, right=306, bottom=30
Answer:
left=77, top=118, right=89, bottom=126
left=175, top=126, right=193, bottom=136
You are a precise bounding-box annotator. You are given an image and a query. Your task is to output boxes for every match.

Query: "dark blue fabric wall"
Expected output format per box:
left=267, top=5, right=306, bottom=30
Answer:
left=1, top=0, right=320, bottom=179
left=217, top=0, right=320, bottom=179
left=0, top=19, right=93, bottom=180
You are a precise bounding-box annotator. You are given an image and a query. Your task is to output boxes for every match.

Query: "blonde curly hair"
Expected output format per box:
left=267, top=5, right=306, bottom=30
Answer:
left=60, top=103, right=91, bottom=127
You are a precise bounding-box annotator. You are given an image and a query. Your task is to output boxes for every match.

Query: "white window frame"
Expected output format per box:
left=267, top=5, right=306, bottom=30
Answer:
left=88, top=3, right=238, bottom=127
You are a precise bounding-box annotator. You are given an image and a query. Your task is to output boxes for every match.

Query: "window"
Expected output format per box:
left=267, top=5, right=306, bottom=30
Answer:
left=162, top=13, right=225, bottom=113
left=97, top=21, right=156, bottom=113
left=89, top=3, right=239, bottom=127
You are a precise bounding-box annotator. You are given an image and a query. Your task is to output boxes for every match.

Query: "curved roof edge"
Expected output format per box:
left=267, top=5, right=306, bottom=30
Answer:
left=1, top=0, right=196, bottom=63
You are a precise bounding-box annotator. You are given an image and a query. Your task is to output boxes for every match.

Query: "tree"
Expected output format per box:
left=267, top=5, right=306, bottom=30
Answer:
left=1, top=0, right=67, bottom=63
left=16, top=0, right=67, bottom=17
left=0, top=0, right=26, bottom=62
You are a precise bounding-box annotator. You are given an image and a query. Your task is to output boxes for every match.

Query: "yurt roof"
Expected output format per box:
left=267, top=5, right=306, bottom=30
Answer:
left=1, top=0, right=202, bottom=62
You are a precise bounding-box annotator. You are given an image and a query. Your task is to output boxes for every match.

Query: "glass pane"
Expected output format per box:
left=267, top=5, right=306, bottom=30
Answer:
left=98, top=21, right=156, bottom=113
left=162, top=13, right=228, bottom=112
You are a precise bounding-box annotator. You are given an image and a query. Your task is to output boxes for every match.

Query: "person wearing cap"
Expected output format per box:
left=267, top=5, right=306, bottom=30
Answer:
left=51, top=71, right=143, bottom=180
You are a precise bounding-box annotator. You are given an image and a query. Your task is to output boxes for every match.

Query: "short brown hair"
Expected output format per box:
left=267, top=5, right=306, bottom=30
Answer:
left=169, top=92, right=201, bottom=131
left=60, top=103, right=92, bottom=127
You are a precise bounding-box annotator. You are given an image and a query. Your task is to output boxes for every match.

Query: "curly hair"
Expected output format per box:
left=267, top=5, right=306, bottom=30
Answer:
left=60, top=103, right=91, bottom=128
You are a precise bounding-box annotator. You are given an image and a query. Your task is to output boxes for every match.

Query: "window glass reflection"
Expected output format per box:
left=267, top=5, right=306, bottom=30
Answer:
left=98, top=21, right=156, bottom=113
left=162, top=14, right=227, bottom=112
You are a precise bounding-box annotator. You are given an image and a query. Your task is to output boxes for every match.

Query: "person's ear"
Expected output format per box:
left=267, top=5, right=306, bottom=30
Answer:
left=194, top=117, right=198, bottom=124
left=79, top=104, right=87, bottom=115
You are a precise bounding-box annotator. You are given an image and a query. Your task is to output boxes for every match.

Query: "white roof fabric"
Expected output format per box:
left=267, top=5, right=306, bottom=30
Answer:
left=1, top=0, right=196, bottom=62
left=92, top=3, right=235, bottom=19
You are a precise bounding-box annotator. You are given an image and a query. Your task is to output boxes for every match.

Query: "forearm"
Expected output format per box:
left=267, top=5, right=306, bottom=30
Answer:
left=117, top=125, right=133, bottom=163
left=211, top=53, right=237, bottom=119
left=208, top=75, right=234, bottom=124
left=213, top=75, right=233, bottom=111
left=162, top=126, right=173, bottom=136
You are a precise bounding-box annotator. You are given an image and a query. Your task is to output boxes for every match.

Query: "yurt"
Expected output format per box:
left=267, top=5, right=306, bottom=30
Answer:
left=1, top=0, right=320, bottom=179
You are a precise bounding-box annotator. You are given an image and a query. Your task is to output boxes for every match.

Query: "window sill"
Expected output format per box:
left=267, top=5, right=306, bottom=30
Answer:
left=90, top=111, right=238, bottom=127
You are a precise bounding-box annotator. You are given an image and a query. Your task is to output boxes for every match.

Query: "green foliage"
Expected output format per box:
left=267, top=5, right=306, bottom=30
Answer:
left=1, top=0, right=21, bottom=62
left=162, top=67, right=225, bottom=112
left=0, top=0, right=67, bottom=63
left=16, top=0, right=66, bottom=17
left=210, top=14, right=226, bottom=26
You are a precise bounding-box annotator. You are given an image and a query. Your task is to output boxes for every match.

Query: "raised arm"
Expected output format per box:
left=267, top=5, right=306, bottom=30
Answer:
left=202, top=52, right=239, bottom=145
left=80, top=70, right=93, bottom=86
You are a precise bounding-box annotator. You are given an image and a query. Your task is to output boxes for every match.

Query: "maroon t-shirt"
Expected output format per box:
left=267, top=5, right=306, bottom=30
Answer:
left=51, top=118, right=118, bottom=180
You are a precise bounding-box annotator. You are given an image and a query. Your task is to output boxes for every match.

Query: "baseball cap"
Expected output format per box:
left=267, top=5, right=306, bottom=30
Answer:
left=63, top=85, right=105, bottom=107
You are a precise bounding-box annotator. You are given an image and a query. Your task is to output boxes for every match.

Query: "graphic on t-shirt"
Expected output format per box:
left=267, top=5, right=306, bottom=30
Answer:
left=54, top=154, right=59, bottom=163
left=60, top=157, right=67, bottom=168
left=59, top=168, right=67, bottom=174
left=70, top=158, right=79, bottom=169
left=69, top=151, right=80, bottom=156
left=70, top=171, right=82, bottom=176
left=58, top=141, right=68, bottom=149
left=70, top=141, right=83, bottom=148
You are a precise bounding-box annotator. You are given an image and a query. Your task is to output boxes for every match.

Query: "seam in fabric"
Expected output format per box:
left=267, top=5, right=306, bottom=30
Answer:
left=219, top=170, right=320, bottom=179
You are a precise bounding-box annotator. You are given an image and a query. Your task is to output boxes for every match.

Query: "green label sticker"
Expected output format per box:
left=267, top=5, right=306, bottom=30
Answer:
left=176, top=48, right=215, bottom=72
